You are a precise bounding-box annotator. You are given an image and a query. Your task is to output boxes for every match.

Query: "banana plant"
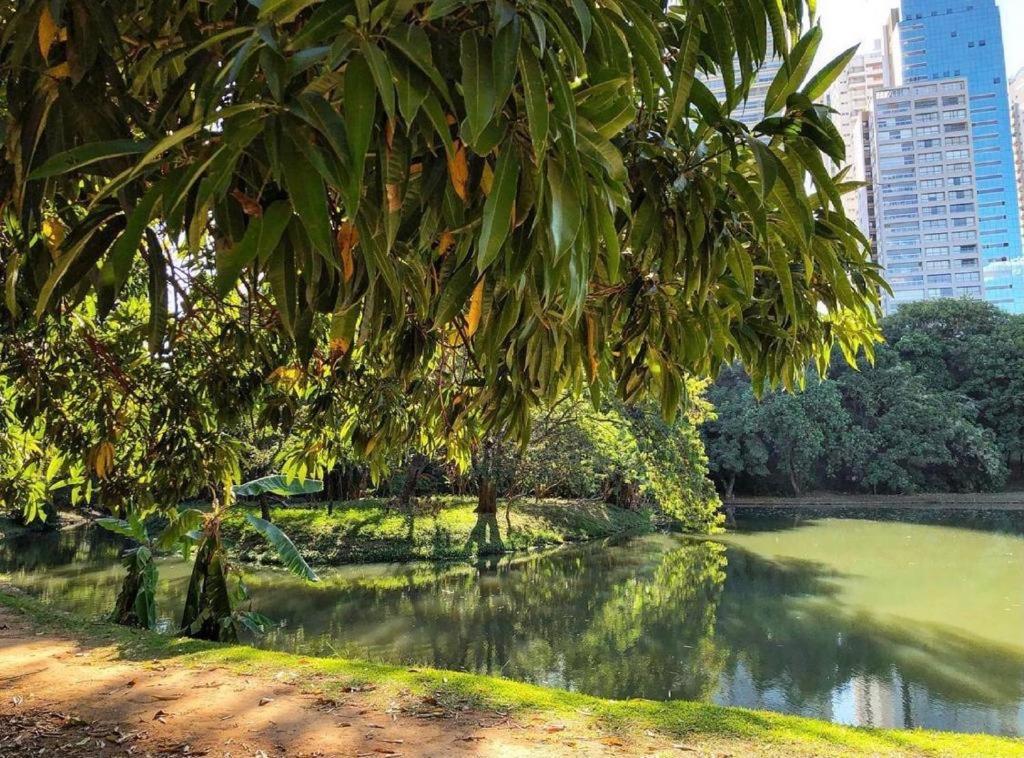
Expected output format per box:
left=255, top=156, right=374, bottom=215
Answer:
left=232, top=475, right=324, bottom=522
left=97, top=507, right=205, bottom=629
left=181, top=476, right=322, bottom=643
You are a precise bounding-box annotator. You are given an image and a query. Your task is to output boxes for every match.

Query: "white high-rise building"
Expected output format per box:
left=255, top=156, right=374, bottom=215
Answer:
left=872, top=79, right=984, bottom=313
left=703, top=32, right=784, bottom=128
left=826, top=43, right=891, bottom=257
left=1010, top=68, right=1024, bottom=237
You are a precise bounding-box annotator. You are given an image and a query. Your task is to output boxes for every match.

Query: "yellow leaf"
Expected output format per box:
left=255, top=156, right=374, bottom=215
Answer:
left=93, top=441, right=114, bottom=480
left=447, top=143, right=469, bottom=202
left=329, top=337, right=350, bottom=358
left=436, top=230, right=455, bottom=257
left=38, top=6, right=58, bottom=59
left=480, top=162, right=494, bottom=196
left=41, top=217, right=65, bottom=256
left=336, top=222, right=358, bottom=282
left=386, top=183, right=402, bottom=212
left=466, top=279, right=484, bottom=337
left=47, top=62, right=71, bottom=80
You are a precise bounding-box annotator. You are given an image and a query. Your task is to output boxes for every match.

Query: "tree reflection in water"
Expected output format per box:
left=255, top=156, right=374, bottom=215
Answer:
left=2, top=512, right=1023, bottom=736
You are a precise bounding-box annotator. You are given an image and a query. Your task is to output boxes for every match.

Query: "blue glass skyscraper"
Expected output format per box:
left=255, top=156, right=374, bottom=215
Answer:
left=899, top=0, right=1024, bottom=312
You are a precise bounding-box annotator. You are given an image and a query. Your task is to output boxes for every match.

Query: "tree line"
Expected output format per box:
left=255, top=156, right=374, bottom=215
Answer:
left=703, top=300, right=1023, bottom=497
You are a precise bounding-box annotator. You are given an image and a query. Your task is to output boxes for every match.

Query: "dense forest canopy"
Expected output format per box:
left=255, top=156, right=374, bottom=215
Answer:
left=703, top=300, right=1023, bottom=497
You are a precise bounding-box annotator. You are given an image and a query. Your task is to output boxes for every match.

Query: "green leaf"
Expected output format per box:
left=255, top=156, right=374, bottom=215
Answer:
left=344, top=54, right=377, bottom=206
left=97, top=515, right=148, bottom=545
left=233, top=474, right=324, bottom=497
left=667, top=21, right=700, bottom=129
left=769, top=245, right=796, bottom=320
left=360, top=40, right=395, bottom=122
left=547, top=157, right=582, bottom=258
left=518, top=47, right=549, bottom=159
left=492, top=16, right=521, bottom=111
left=98, top=183, right=164, bottom=312
left=765, top=27, right=821, bottom=115
left=477, top=148, right=520, bottom=270
left=802, top=44, right=858, bottom=102
left=244, top=514, right=320, bottom=581
left=215, top=200, right=293, bottom=295
left=460, top=30, right=495, bottom=148
left=29, top=139, right=152, bottom=180
left=155, top=509, right=206, bottom=553
left=387, top=24, right=451, bottom=105
left=145, top=229, right=169, bottom=354
left=281, top=133, right=334, bottom=256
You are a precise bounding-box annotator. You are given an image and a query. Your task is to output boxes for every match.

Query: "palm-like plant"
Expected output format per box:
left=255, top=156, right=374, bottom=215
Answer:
left=181, top=476, right=321, bottom=642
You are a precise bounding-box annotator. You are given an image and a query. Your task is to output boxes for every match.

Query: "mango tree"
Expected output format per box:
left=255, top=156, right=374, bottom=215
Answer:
left=2, top=0, right=884, bottom=624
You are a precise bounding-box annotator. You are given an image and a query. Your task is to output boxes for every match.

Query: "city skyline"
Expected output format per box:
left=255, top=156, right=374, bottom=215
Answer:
left=816, top=0, right=1024, bottom=78
left=864, top=0, right=1024, bottom=314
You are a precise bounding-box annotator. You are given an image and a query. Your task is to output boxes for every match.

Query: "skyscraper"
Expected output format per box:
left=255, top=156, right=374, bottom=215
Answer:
left=827, top=44, right=891, bottom=256
left=1010, top=68, right=1024, bottom=236
left=897, top=0, right=1024, bottom=312
left=703, top=32, right=784, bottom=128
left=873, top=79, right=984, bottom=311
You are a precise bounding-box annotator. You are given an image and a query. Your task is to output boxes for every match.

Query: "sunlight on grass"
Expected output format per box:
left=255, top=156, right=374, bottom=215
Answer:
left=2, top=592, right=1021, bottom=758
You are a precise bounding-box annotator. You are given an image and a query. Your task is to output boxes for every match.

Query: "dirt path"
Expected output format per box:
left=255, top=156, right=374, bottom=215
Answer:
left=0, top=606, right=699, bottom=758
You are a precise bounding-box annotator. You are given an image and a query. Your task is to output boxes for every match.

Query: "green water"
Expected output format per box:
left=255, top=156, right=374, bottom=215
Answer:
left=2, top=508, right=1022, bottom=736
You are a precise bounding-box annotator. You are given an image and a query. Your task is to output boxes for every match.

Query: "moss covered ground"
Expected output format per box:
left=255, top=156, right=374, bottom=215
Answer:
left=223, top=496, right=655, bottom=565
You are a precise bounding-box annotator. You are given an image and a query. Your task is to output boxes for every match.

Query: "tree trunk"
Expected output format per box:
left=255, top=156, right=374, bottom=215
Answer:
left=397, top=454, right=428, bottom=511
left=260, top=498, right=271, bottom=522
left=788, top=464, right=802, bottom=496
left=180, top=534, right=236, bottom=642
left=476, top=477, right=498, bottom=514
left=725, top=473, right=736, bottom=500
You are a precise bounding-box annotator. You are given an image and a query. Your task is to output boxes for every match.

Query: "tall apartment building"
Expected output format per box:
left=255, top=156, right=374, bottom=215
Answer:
left=872, top=79, right=984, bottom=312
left=895, top=0, right=1024, bottom=312
left=826, top=44, right=890, bottom=256
left=703, top=32, right=783, bottom=128
left=1011, top=68, right=1024, bottom=235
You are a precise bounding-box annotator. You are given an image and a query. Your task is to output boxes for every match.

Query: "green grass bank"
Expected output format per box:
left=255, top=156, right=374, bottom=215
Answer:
left=0, top=591, right=1020, bottom=758
left=223, top=496, right=654, bottom=565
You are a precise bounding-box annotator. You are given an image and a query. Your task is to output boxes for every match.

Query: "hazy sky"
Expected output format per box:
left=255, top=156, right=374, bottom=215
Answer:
left=815, top=0, right=1024, bottom=78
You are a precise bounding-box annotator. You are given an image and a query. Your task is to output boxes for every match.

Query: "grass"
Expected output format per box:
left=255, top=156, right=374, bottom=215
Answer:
left=1, top=590, right=1021, bottom=758
left=223, top=496, right=654, bottom=565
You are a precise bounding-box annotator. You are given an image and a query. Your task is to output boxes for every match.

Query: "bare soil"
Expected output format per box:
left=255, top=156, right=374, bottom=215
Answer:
left=0, top=606, right=705, bottom=758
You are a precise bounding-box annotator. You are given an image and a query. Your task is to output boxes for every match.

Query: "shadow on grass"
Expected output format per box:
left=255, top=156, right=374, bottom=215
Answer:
left=1, top=590, right=1019, bottom=758
left=463, top=512, right=505, bottom=557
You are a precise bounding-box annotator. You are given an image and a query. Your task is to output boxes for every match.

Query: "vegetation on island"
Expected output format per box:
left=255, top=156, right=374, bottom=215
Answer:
left=703, top=299, right=1024, bottom=497
left=223, top=497, right=655, bottom=565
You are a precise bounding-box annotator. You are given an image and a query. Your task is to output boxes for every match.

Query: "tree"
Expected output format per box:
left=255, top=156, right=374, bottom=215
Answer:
left=2, top=0, right=881, bottom=459
left=884, top=300, right=1024, bottom=479
left=702, top=340, right=1009, bottom=497
left=2, top=1, right=884, bottom=628
left=703, top=366, right=769, bottom=498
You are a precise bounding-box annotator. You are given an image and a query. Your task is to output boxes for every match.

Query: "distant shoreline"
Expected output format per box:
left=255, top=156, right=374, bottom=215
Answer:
left=724, top=492, right=1024, bottom=510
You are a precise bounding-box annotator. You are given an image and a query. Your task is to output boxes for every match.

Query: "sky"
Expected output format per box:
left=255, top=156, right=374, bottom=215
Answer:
left=815, top=0, right=1024, bottom=78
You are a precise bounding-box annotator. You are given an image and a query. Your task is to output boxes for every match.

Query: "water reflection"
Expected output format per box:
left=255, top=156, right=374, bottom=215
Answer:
left=1, top=508, right=1022, bottom=737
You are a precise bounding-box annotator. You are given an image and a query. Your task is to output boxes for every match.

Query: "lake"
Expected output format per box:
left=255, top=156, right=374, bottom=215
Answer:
left=1, top=507, right=1022, bottom=737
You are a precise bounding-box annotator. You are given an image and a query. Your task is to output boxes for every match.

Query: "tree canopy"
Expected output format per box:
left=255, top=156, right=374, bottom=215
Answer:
left=2, top=0, right=882, bottom=486
left=703, top=300, right=1019, bottom=497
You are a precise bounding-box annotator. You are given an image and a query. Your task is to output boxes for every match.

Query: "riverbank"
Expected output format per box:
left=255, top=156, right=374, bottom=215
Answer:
left=1, top=592, right=1019, bottom=757
left=224, top=497, right=654, bottom=566
left=726, top=491, right=1024, bottom=510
